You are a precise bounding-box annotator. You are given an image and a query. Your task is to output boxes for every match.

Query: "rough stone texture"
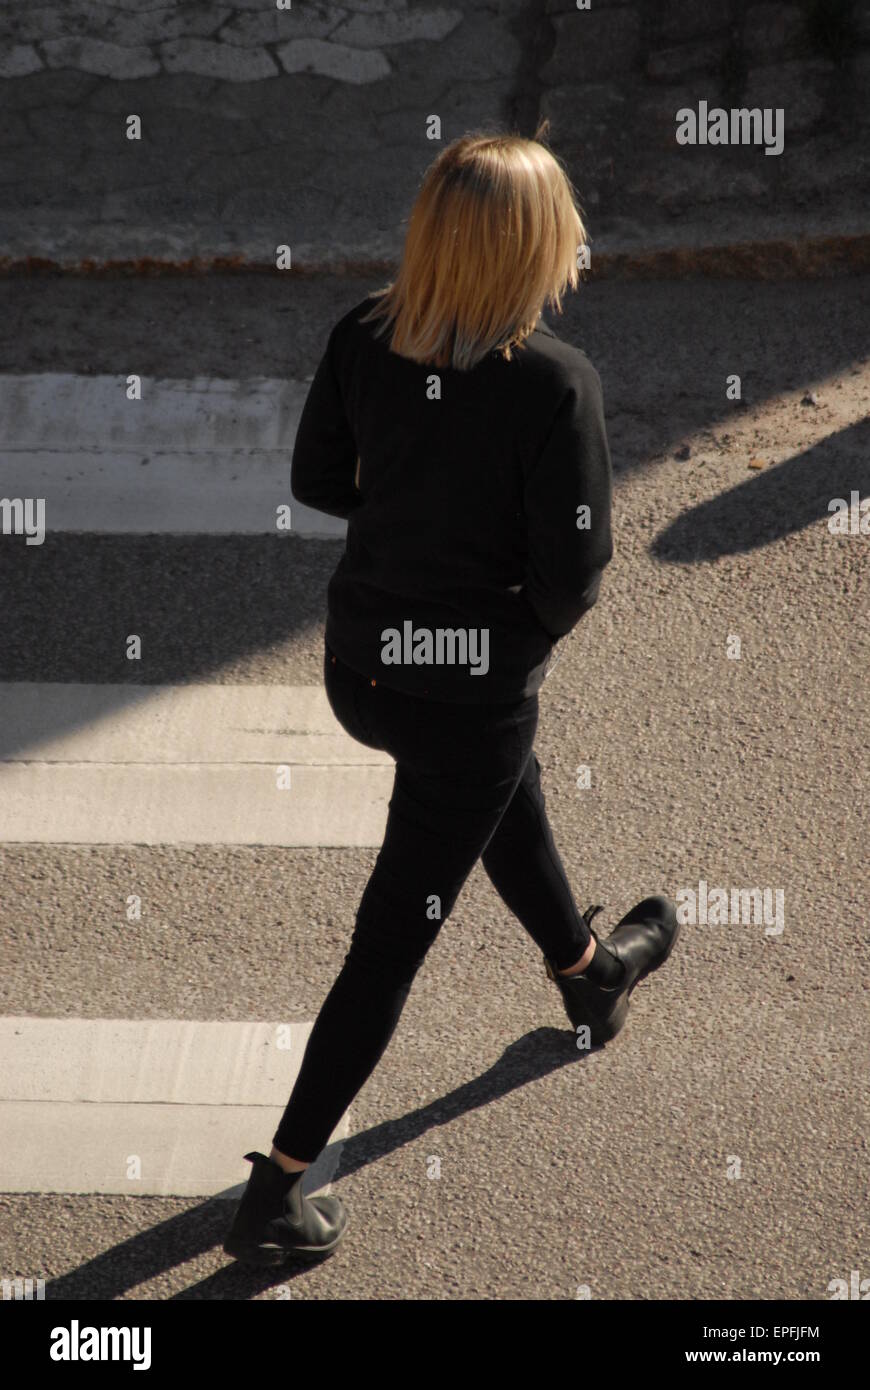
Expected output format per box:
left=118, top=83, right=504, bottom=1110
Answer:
left=545, top=0, right=638, bottom=12
left=109, top=0, right=333, bottom=7
left=2, top=3, right=221, bottom=41
left=462, top=0, right=528, bottom=12
left=330, top=7, right=463, bottom=48
left=160, top=37, right=279, bottom=81
left=218, top=6, right=343, bottom=46
left=0, top=44, right=44, bottom=78
left=778, top=129, right=869, bottom=201
left=646, top=37, right=730, bottom=82
left=82, top=71, right=236, bottom=117
left=86, top=1, right=178, bottom=9
left=0, top=8, right=72, bottom=43
left=633, top=83, right=708, bottom=151
left=42, top=37, right=161, bottom=79
left=533, top=0, right=866, bottom=246
left=853, top=50, right=870, bottom=116
left=395, top=10, right=520, bottom=83
left=742, top=59, right=832, bottom=136
left=14, top=4, right=235, bottom=47
left=98, top=5, right=233, bottom=46
left=340, top=1, right=408, bottom=10
left=539, top=81, right=634, bottom=194
left=23, top=106, right=151, bottom=151
left=0, top=0, right=866, bottom=268
left=275, top=38, right=392, bottom=83
left=654, top=0, right=737, bottom=44
left=0, top=68, right=98, bottom=108
left=435, top=76, right=518, bottom=132
left=626, top=158, right=773, bottom=214
left=99, top=184, right=223, bottom=224
left=742, top=3, right=806, bottom=62
left=541, top=8, right=643, bottom=84
left=541, top=80, right=629, bottom=134
left=82, top=144, right=204, bottom=192
left=0, top=112, right=32, bottom=143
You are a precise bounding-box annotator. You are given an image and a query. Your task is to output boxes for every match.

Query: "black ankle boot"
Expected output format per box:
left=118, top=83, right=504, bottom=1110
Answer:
left=544, top=896, right=680, bottom=1046
left=222, top=1152, right=348, bottom=1266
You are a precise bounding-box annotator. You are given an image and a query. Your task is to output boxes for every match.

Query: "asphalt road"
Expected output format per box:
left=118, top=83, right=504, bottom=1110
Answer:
left=0, top=271, right=867, bottom=1299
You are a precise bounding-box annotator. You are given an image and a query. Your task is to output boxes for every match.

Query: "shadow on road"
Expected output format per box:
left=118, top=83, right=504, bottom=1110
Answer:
left=40, top=1028, right=587, bottom=1300
left=0, top=535, right=334, bottom=759
left=1, top=275, right=868, bottom=764
left=652, top=418, right=870, bottom=562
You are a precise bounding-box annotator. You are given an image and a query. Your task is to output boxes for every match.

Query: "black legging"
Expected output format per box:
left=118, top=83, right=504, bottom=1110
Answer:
left=272, top=641, right=593, bottom=1161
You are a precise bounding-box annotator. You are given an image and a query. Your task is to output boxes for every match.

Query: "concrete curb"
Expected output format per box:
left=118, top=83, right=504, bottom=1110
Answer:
left=3, top=231, right=868, bottom=280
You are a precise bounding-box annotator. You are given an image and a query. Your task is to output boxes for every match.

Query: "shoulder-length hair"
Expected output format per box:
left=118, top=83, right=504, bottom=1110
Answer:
left=358, top=123, right=589, bottom=372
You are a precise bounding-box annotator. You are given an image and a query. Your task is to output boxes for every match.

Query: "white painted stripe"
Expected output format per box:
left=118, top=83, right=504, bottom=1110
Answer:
left=1, top=375, right=308, bottom=449
left=2, top=1018, right=319, bottom=1106
left=0, top=683, right=394, bottom=845
left=0, top=451, right=347, bottom=536
left=0, top=1102, right=344, bottom=1200
left=0, top=374, right=349, bottom=535
left=0, top=682, right=392, bottom=765
left=0, top=763, right=393, bottom=844
left=0, top=1019, right=347, bottom=1197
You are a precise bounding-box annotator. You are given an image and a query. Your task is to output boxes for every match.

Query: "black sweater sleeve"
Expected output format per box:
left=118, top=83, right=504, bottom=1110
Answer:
left=290, top=323, right=363, bottom=521
left=521, top=365, right=614, bottom=639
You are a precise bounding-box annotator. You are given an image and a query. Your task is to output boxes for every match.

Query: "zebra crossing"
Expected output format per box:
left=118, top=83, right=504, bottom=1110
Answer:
left=0, top=681, right=393, bottom=845
left=0, top=373, right=346, bottom=536
left=0, top=372, right=391, bottom=1202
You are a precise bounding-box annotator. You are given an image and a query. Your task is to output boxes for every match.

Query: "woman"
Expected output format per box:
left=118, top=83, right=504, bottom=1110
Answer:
left=223, top=128, right=679, bottom=1265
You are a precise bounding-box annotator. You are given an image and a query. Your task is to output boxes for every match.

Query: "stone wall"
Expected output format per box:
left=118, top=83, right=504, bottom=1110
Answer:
left=538, top=0, right=869, bottom=241
left=0, top=0, right=866, bottom=266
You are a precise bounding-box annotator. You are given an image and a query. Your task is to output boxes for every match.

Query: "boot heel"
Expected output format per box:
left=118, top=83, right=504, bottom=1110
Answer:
left=222, top=1151, right=348, bottom=1265
left=222, top=1235, right=289, bottom=1267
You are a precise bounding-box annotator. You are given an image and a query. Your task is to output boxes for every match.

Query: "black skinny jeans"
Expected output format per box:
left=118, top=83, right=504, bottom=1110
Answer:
left=272, top=640, right=593, bottom=1162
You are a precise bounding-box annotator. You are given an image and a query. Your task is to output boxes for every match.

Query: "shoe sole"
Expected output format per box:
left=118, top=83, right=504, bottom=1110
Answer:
left=223, top=1223, right=347, bottom=1266
left=556, top=915, right=681, bottom=1045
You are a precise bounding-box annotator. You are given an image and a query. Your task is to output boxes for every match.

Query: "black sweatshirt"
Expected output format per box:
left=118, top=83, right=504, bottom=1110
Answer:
left=290, top=293, right=613, bottom=703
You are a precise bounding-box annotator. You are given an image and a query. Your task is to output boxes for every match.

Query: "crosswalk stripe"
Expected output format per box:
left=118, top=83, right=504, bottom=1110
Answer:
left=0, top=764, right=393, bottom=845
left=0, top=682, right=391, bottom=764
left=0, top=682, right=394, bottom=845
left=0, top=1018, right=347, bottom=1198
left=1, top=374, right=308, bottom=449
left=0, top=450, right=347, bottom=536
left=1, top=371, right=377, bottom=1199
left=0, top=373, right=346, bottom=535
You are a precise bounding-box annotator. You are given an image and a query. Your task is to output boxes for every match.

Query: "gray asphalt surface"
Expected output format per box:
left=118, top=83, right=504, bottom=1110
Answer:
left=0, top=272, right=867, bottom=1299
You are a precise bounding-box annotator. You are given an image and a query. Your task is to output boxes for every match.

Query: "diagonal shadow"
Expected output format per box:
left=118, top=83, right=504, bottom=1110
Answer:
left=0, top=276, right=868, bottom=766
left=0, top=535, right=337, bottom=759
left=38, top=1028, right=588, bottom=1300
left=652, top=419, right=870, bottom=562
left=3, top=280, right=868, bottom=1289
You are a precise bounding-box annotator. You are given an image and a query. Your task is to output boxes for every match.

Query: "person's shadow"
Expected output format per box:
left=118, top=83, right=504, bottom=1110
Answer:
left=40, top=1028, right=592, bottom=1300
left=652, top=419, right=870, bottom=562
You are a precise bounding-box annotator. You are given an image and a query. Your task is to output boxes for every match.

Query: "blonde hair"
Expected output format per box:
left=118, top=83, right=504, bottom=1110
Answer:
left=359, top=123, right=589, bottom=372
